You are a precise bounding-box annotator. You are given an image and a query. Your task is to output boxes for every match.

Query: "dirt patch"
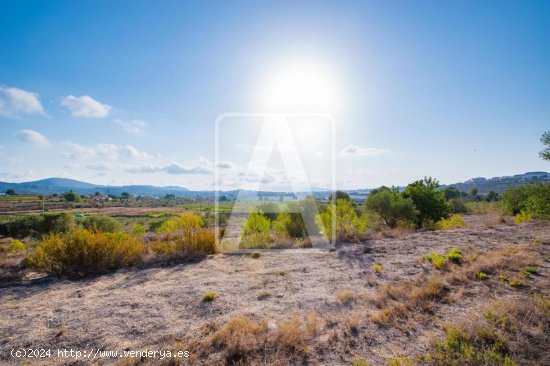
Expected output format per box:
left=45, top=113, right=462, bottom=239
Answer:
left=0, top=215, right=548, bottom=365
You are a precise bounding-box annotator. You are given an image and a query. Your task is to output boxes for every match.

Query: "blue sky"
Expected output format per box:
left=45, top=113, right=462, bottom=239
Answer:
left=0, top=0, right=548, bottom=190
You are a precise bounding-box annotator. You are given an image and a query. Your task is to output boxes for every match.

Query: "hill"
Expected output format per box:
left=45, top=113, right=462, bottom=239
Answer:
left=446, top=171, right=550, bottom=194
left=0, top=171, right=548, bottom=197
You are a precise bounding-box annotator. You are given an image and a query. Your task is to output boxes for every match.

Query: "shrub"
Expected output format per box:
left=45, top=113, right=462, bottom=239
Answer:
left=365, top=188, right=418, bottom=228
left=403, top=177, right=449, bottom=228
left=63, top=191, right=81, bottom=202
left=316, top=199, right=368, bottom=241
left=202, top=290, right=217, bottom=302
left=446, top=247, right=463, bottom=263
left=240, top=212, right=272, bottom=249
left=80, top=215, right=121, bottom=232
left=423, top=326, right=515, bottom=366
left=272, top=212, right=292, bottom=237
left=156, top=213, right=203, bottom=234
left=372, top=263, right=384, bottom=273
left=447, top=198, right=468, bottom=214
left=508, top=278, right=527, bottom=287
left=435, top=214, right=466, bottom=230
left=257, top=291, right=271, bottom=300
left=501, top=184, right=550, bottom=219
left=336, top=290, right=358, bottom=304
left=0, top=213, right=76, bottom=238
left=211, top=315, right=267, bottom=363
left=8, top=240, right=26, bottom=253
left=353, top=358, right=369, bottom=366
left=514, top=211, right=532, bottom=225
left=522, top=266, right=539, bottom=275
left=27, top=229, right=144, bottom=277
left=151, top=228, right=218, bottom=257
left=131, top=224, right=147, bottom=235
left=41, top=213, right=77, bottom=234
left=423, top=253, right=447, bottom=269
left=476, top=271, right=488, bottom=280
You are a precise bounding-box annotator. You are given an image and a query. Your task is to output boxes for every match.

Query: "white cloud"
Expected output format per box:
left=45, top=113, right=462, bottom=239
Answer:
left=86, top=162, right=112, bottom=171
left=63, top=142, right=120, bottom=160
left=63, top=142, right=96, bottom=160
left=339, top=145, right=388, bottom=157
left=114, top=119, right=145, bottom=134
left=197, top=157, right=234, bottom=170
left=96, top=143, right=119, bottom=160
left=216, top=161, right=235, bottom=169
left=124, top=145, right=151, bottom=160
left=0, top=86, right=44, bottom=118
left=17, top=130, right=51, bottom=148
left=61, top=95, right=111, bottom=118
left=126, top=163, right=212, bottom=175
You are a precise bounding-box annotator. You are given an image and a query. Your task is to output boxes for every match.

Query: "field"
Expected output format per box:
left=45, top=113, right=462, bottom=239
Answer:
left=0, top=196, right=548, bottom=365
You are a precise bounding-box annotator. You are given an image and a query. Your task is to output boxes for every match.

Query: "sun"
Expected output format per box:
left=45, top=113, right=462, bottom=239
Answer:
left=260, top=60, right=341, bottom=111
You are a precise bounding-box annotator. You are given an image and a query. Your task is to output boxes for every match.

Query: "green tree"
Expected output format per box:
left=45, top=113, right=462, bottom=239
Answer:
left=243, top=211, right=271, bottom=235
left=121, top=192, right=131, bottom=199
left=329, top=190, right=351, bottom=202
left=501, top=184, right=550, bottom=219
left=365, top=188, right=418, bottom=228
left=403, top=177, right=449, bottom=228
left=80, top=215, right=121, bottom=233
left=443, top=186, right=461, bottom=201
left=486, top=190, right=499, bottom=202
left=5, top=189, right=16, bottom=196
left=316, top=199, right=367, bottom=240
left=63, top=191, right=81, bottom=202
left=540, top=131, right=550, bottom=160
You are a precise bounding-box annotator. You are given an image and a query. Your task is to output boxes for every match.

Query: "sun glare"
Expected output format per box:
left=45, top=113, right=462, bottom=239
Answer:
left=260, top=60, right=341, bottom=111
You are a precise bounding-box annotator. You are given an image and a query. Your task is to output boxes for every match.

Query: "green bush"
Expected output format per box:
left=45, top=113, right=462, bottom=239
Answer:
left=27, top=229, right=144, bottom=277
left=243, top=211, right=271, bottom=236
left=446, top=247, right=463, bottom=263
left=63, top=191, right=81, bottom=202
left=202, top=290, right=217, bottom=302
left=80, top=215, right=121, bottom=233
left=501, top=184, right=550, bottom=219
left=423, top=326, right=515, bottom=365
left=42, top=213, right=76, bottom=234
left=272, top=212, right=292, bottom=237
left=316, top=199, right=368, bottom=240
left=155, top=213, right=203, bottom=234
left=447, top=198, right=468, bottom=214
left=8, top=240, right=26, bottom=253
left=423, top=252, right=447, bottom=269
left=435, top=214, right=466, bottom=230
left=0, top=213, right=75, bottom=238
left=365, top=188, right=418, bottom=228
left=514, top=211, right=532, bottom=225
left=403, top=177, right=449, bottom=228
left=131, top=224, right=147, bottom=235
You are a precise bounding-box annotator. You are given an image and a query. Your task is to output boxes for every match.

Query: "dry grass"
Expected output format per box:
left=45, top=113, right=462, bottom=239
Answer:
left=211, top=315, right=268, bottom=364
left=336, top=290, right=359, bottom=304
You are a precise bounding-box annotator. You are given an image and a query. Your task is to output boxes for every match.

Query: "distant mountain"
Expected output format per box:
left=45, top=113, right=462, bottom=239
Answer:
left=0, top=178, right=190, bottom=197
left=0, top=171, right=548, bottom=197
left=445, top=171, right=550, bottom=194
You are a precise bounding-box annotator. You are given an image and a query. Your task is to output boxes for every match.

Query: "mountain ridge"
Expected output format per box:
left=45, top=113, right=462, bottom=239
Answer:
left=0, top=171, right=548, bottom=197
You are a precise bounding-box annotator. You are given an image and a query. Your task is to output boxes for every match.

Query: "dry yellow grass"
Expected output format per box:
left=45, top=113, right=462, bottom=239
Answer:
left=336, top=290, right=359, bottom=304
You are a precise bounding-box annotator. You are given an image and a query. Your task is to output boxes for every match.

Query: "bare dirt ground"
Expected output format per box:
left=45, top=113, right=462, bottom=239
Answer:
left=0, top=215, right=548, bottom=365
